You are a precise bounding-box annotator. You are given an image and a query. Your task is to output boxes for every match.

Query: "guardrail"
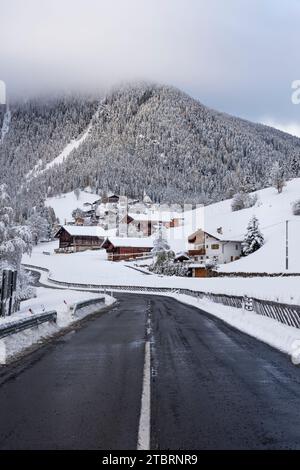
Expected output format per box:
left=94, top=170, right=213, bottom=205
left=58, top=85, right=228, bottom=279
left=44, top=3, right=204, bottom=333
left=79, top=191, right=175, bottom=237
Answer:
left=0, top=311, right=57, bottom=339
left=72, top=297, right=105, bottom=314
left=22, top=263, right=300, bottom=330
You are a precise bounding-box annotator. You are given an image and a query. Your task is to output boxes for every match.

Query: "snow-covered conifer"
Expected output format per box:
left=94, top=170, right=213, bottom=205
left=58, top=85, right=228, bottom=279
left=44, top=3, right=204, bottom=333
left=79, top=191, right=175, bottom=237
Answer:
left=0, top=184, right=32, bottom=271
left=231, top=192, right=257, bottom=212
left=27, top=212, right=49, bottom=244
left=242, top=215, right=264, bottom=256
left=74, top=188, right=81, bottom=200
left=269, top=161, right=286, bottom=194
left=151, top=225, right=170, bottom=255
left=292, top=199, right=300, bottom=215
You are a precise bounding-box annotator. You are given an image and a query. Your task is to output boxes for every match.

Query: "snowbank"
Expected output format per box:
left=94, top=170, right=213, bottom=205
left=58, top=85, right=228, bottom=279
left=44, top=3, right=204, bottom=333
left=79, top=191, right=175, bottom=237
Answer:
left=0, top=287, right=116, bottom=364
left=172, top=293, right=300, bottom=358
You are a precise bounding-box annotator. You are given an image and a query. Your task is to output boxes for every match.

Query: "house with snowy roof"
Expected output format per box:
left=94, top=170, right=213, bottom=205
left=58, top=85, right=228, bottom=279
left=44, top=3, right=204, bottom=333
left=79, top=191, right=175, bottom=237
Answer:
left=188, top=228, right=242, bottom=264
left=54, top=225, right=115, bottom=253
left=120, top=211, right=184, bottom=237
left=101, top=237, right=153, bottom=261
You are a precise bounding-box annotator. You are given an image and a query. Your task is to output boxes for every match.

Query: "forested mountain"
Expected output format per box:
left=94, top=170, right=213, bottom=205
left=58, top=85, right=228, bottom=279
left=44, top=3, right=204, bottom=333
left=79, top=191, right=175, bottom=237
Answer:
left=0, top=105, right=5, bottom=132
left=1, top=83, right=300, bottom=219
left=0, top=95, right=98, bottom=219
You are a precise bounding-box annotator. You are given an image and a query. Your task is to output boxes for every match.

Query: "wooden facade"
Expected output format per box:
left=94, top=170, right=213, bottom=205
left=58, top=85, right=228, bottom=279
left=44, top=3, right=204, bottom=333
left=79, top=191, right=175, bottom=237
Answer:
left=191, top=266, right=209, bottom=278
left=101, top=239, right=152, bottom=261
left=185, top=265, right=210, bottom=278
left=54, top=227, right=104, bottom=253
left=102, top=194, right=120, bottom=204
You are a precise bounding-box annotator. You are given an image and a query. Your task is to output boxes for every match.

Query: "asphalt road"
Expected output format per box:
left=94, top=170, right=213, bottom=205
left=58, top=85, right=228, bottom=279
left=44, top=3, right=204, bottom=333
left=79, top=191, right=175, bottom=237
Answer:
left=1, top=293, right=300, bottom=449
left=0, top=295, right=147, bottom=450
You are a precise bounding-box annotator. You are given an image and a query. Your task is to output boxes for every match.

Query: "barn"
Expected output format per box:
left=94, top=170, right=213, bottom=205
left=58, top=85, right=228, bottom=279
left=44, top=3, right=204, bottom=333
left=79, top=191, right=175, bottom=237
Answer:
left=54, top=226, right=107, bottom=253
left=101, top=237, right=153, bottom=261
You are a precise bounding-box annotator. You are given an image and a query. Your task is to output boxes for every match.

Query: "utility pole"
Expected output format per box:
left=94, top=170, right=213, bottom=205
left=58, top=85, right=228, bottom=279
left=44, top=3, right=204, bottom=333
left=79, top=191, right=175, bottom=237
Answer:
left=286, top=220, right=289, bottom=271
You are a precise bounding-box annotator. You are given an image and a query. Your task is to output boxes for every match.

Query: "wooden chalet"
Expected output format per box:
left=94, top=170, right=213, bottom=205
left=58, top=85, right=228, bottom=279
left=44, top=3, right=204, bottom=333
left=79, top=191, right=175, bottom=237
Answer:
left=54, top=226, right=106, bottom=253
left=101, top=237, right=153, bottom=261
left=121, top=212, right=183, bottom=237
left=101, top=193, right=120, bottom=204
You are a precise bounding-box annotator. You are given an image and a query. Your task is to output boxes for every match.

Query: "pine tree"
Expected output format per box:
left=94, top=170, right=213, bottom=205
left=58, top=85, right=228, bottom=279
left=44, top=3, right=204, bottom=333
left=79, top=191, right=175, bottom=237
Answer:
left=269, top=161, right=286, bottom=194
left=242, top=216, right=264, bottom=256
left=27, top=212, right=49, bottom=244
left=291, top=154, right=300, bottom=177
left=0, top=184, right=32, bottom=271
left=231, top=191, right=257, bottom=212
left=74, top=188, right=81, bottom=200
left=292, top=199, right=300, bottom=215
left=151, top=225, right=170, bottom=255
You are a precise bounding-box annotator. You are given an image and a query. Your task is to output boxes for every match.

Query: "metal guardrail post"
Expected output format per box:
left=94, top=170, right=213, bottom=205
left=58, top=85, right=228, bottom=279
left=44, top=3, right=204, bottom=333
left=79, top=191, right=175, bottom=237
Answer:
left=243, top=296, right=254, bottom=312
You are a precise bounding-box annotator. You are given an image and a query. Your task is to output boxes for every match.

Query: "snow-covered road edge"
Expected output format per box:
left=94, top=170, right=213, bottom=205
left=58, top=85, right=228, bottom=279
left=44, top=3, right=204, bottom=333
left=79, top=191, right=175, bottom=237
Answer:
left=23, top=266, right=300, bottom=363
left=0, top=291, right=116, bottom=365
left=169, top=293, right=300, bottom=361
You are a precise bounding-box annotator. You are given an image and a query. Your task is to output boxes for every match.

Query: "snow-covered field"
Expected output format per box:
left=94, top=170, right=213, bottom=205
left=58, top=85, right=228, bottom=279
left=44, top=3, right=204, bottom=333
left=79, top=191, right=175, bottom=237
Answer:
left=45, top=178, right=300, bottom=272
left=208, top=179, right=300, bottom=274
left=45, top=191, right=100, bottom=224
left=165, top=177, right=300, bottom=273
left=23, top=241, right=300, bottom=305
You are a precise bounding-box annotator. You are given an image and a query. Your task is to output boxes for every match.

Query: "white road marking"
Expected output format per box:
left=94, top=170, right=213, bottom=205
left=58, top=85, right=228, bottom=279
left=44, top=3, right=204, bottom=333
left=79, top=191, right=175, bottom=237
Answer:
left=137, top=305, right=152, bottom=450
left=137, top=341, right=151, bottom=450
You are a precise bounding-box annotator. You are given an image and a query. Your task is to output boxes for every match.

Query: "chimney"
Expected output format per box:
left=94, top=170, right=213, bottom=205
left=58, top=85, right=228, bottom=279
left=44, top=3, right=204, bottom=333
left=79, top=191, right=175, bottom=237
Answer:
left=217, top=227, right=223, bottom=235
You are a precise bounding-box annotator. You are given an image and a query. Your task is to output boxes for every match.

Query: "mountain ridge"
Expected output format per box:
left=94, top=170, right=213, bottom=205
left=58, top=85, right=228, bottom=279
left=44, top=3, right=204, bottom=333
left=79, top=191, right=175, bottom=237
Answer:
left=1, top=82, right=300, bottom=218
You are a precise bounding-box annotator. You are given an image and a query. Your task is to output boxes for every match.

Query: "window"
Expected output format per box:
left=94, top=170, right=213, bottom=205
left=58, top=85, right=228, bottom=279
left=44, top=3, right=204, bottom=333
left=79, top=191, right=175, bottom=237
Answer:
left=236, top=244, right=239, bottom=250
left=211, top=244, right=219, bottom=250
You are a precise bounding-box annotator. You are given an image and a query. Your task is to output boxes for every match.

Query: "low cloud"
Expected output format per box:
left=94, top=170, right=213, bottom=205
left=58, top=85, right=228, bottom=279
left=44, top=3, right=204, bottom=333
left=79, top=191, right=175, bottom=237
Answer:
left=0, top=81, right=6, bottom=105
left=0, top=0, right=299, bottom=125
left=261, top=119, right=300, bottom=138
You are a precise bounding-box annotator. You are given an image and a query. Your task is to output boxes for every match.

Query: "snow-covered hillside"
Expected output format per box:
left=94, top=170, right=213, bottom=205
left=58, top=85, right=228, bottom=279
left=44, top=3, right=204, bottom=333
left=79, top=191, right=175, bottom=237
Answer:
left=165, top=177, right=300, bottom=273
left=43, top=124, right=92, bottom=172
left=45, top=178, right=300, bottom=273
left=45, top=190, right=100, bottom=224
left=204, top=178, right=300, bottom=273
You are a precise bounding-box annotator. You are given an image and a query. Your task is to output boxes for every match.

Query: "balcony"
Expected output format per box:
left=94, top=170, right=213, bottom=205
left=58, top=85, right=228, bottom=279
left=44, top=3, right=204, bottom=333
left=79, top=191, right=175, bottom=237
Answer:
left=188, top=248, right=206, bottom=256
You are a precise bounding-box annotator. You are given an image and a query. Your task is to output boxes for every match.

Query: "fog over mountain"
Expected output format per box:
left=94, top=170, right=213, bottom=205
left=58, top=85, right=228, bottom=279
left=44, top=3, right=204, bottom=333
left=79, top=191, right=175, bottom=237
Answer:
left=1, top=0, right=299, bottom=130
left=1, top=82, right=300, bottom=220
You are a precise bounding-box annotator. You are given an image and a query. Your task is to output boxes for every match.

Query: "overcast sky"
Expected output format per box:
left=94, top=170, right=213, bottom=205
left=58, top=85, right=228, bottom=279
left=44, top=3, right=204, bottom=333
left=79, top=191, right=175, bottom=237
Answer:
left=1, top=0, right=299, bottom=135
